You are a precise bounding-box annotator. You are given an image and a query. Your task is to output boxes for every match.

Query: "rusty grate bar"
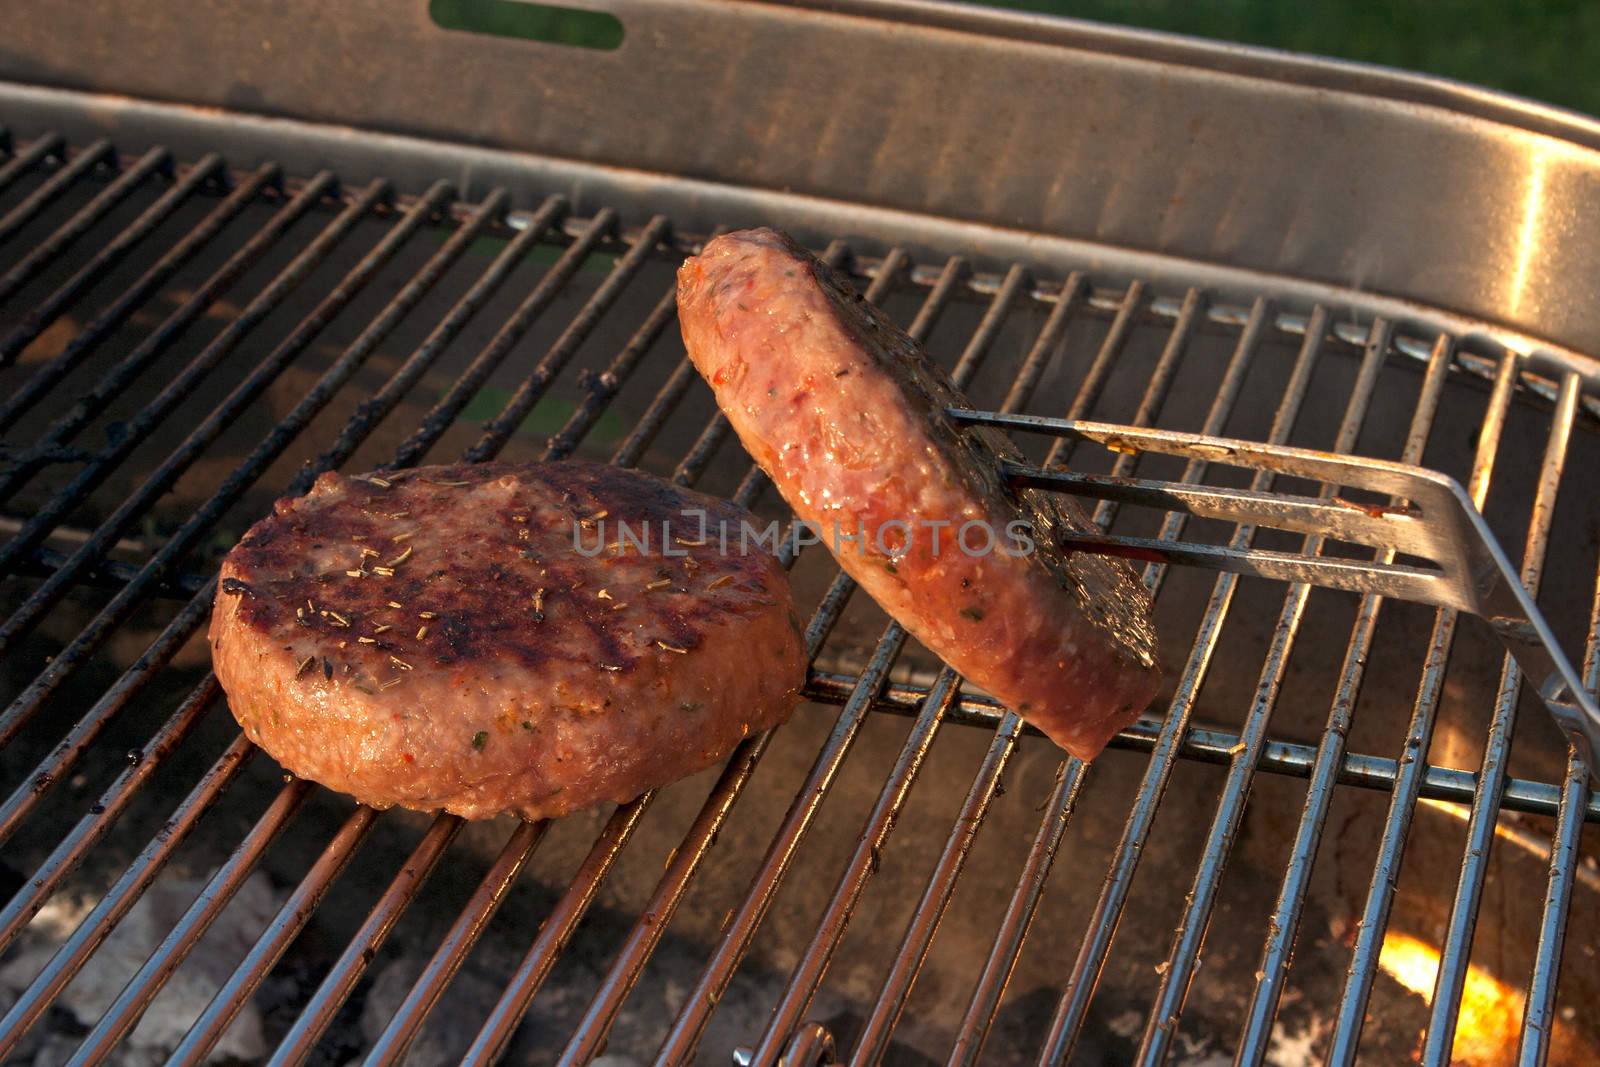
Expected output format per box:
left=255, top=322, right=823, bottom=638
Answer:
left=0, top=137, right=1595, bottom=1067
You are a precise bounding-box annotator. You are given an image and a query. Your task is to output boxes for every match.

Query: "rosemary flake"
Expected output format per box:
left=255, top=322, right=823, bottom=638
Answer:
left=358, top=636, right=377, bottom=645
left=373, top=624, right=392, bottom=634
left=390, top=656, right=413, bottom=671
left=707, top=574, right=734, bottom=590
left=471, top=730, right=488, bottom=750
left=657, top=640, right=688, bottom=654
left=645, top=578, right=672, bottom=591
left=296, top=655, right=316, bottom=676
left=372, top=566, right=396, bottom=577
left=416, top=625, right=430, bottom=640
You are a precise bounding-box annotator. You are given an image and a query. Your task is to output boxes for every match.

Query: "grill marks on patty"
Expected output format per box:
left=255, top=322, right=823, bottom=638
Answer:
left=210, top=459, right=806, bottom=819
left=223, top=461, right=773, bottom=689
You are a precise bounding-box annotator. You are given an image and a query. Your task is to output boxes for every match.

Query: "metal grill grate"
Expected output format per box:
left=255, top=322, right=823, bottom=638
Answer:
left=0, top=135, right=1595, bottom=1067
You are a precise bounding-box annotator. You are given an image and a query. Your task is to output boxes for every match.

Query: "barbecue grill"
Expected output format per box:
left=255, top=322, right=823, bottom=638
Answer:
left=1, top=2, right=1598, bottom=1065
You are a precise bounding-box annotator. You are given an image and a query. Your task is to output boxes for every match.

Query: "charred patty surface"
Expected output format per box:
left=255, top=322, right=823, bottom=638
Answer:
left=677, top=229, right=1160, bottom=759
left=210, top=459, right=806, bottom=820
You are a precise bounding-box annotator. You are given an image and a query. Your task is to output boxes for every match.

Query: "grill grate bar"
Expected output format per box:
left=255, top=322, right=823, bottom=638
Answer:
left=0, top=144, right=171, bottom=308
left=461, top=270, right=726, bottom=1066
left=18, top=195, right=633, bottom=1062
left=1517, top=579, right=1600, bottom=1064
left=365, top=820, right=549, bottom=1066
left=870, top=282, right=1206, bottom=1065
left=169, top=806, right=381, bottom=1066
left=0, top=184, right=487, bottom=826
left=949, top=758, right=1089, bottom=1067
left=1326, top=351, right=1521, bottom=1066
left=0, top=152, right=223, bottom=363
left=1034, top=312, right=1349, bottom=1064
left=0, top=734, right=257, bottom=1058
left=1043, top=279, right=1151, bottom=469
left=851, top=708, right=1027, bottom=1066
left=0, top=177, right=415, bottom=652
left=748, top=649, right=953, bottom=1058
left=462, top=213, right=670, bottom=464
left=578, top=247, right=918, bottom=1065
left=0, top=170, right=340, bottom=527
left=648, top=250, right=1044, bottom=1065
left=0, top=137, right=113, bottom=248
left=1140, top=295, right=1272, bottom=592
left=269, top=816, right=465, bottom=1067
left=752, top=263, right=1114, bottom=1062
left=64, top=779, right=314, bottom=1066
left=389, top=204, right=618, bottom=470
left=804, top=673, right=1600, bottom=821
left=461, top=799, right=652, bottom=1065
left=0, top=179, right=394, bottom=803
left=287, top=216, right=687, bottom=1060
left=0, top=162, right=280, bottom=429
left=19, top=542, right=209, bottom=598
left=0, top=679, right=221, bottom=955
left=0, top=131, right=64, bottom=196
left=1233, top=331, right=1457, bottom=1065
left=0, top=186, right=506, bottom=958
left=960, top=293, right=1273, bottom=1064
left=1422, top=371, right=1581, bottom=1063
left=1135, top=317, right=1424, bottom=1064
left=1519, top=747, right=1591, bottom=1065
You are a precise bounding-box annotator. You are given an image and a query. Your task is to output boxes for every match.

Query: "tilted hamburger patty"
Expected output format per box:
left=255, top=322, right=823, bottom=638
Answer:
left=210, top=459, right=806, bottom=820
left=677, top=229, right=1161, bottom=759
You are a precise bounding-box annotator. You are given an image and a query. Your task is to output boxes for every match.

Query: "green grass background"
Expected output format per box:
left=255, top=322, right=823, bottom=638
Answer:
left=990, top=1, right=1600, bottom=116
left=434, top=0, right=1600, bottom=118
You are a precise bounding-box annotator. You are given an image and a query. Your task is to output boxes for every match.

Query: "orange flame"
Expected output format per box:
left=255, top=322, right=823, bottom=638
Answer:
left=1377, top=932, right=1565, bottom=1066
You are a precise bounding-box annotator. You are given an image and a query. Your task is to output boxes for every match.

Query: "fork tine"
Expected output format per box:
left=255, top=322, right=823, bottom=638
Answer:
left=1003, top=462, right=1438, bottom=558
left=957, top=408, right=1460, bottom=502
left=1055, top=530, right=1456, bottom=606
left=966, top=404, right=1600, bottom=778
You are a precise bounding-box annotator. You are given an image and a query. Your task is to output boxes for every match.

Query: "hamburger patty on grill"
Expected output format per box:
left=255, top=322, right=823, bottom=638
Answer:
left=209, top=459, right=806, bottom=820
left=677, top=228, right=1161, bottom=759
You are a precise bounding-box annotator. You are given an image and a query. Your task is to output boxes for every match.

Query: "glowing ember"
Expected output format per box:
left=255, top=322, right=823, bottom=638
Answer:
left=1375, top=932, right=1585, bottom=1067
